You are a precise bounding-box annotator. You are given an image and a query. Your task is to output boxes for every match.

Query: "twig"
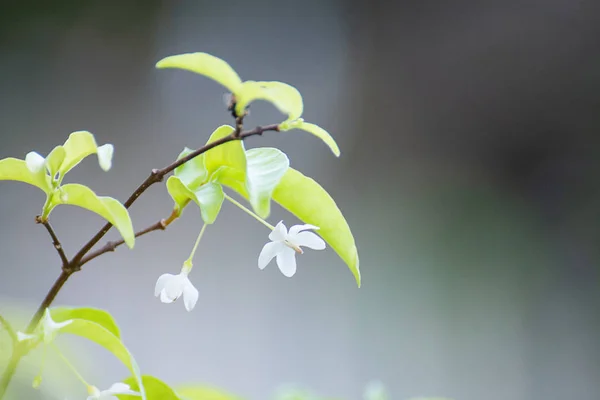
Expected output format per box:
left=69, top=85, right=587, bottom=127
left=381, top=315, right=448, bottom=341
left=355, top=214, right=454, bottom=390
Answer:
left=0, top=123, right=280, bottom=398
left=36, top=217, right=68, bottom=267
left=78, top=218, right=170, bottom=267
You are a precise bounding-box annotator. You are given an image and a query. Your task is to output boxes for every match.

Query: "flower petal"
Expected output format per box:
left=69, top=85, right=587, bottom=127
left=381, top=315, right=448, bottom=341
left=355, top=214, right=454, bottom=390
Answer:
left=288, top=223, right=320, bottom=236
left=269, top=221, right=287, bottom=241
left=276, top=247, right=297, bottom=277
left=159, top=289, right=174, bottom=303
left=293, top=231, right=326, bottom=250
left=164, top=274, right=185, bottom=300
left=182, top=279, right=199, bottom=312
left=106, top=382, right=140, bottom=395
left=25, top=152, right=46, bottom=174
left=154, top=273, right=175, bottom=297
left=96, top=144, right=114, bottom=172
left=258, top=241, right=285, bottom=269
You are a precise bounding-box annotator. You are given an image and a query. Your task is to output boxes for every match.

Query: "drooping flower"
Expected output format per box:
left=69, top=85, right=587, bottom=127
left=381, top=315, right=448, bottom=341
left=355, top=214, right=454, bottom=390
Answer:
left=17, top=308, right=72, bottom=344
left=154, top=266, right=199, bottom=312
left=87, top=382, right=140, bottom=400
left=258, top=221, right=326, bottom=277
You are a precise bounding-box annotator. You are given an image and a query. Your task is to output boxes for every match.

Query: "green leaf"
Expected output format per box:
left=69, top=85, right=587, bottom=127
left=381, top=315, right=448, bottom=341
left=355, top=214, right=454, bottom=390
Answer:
left=174, top=148, right=208, bottom=188
left=272, top=168, right=360, bottom=287
left=50, top=307, right=120, bottom=339
left=60, top=319, right=146, bottom=400
left=0, top=158, right=51, bottom=193
left=57, top=184, right=135, bottom=248
left=59, top=131, right=104, bottom=176
left=45, top=146, right=66, bottom=176
left=118, top=375, right=179, bottom=400
left=279, top=121, right=340, bottom=157
left=176, top=385, right=243, bottom=400
left=234, top=81, right=303, bottom=122
left=244, top=148, right=289, bottom=218
left=156, top=52, right=243, bottom=94
left=204, top=125, right=245, bottom=177
left=166, top=177, right=224, bottom=224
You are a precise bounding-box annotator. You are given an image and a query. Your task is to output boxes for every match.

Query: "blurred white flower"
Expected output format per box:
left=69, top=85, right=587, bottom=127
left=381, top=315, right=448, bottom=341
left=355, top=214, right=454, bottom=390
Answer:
left=154, top=267, right=199, bottom=312
left=258, top=221, right=326, bottom=277
left=17, top=308, right=72, bottom=344
left=87, top=382, right=140, bottom=399
left=96, top=144, right=114, bottom=172
left=25, top=151, right=46, bottom=174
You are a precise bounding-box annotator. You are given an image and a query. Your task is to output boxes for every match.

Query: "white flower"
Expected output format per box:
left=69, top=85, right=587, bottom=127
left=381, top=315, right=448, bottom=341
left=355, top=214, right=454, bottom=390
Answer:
left=17, top=308, right=72, bottom=344
left=96, top=144, right=114, bottom=172
left=25, top=151, right=47, bottom=173
left=87, top=382, right=140, bottom=399
left=154, top=268, right=199, bottom=311
left=258, top=221, right=326, bottom=277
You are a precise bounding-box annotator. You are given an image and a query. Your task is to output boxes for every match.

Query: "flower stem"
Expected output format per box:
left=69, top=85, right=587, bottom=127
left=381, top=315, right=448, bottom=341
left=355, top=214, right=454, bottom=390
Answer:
left=51, top=344, right=90, bottom=388
left=185, top=223, right=208, bottom=266
left=223, top=193, right=275, bottom=230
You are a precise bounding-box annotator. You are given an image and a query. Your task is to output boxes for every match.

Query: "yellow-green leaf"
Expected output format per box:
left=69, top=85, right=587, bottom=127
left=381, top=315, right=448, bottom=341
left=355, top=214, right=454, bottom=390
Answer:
left=204, top=125, right=245, bottom=177
left=272, top=168, right=360, bottom=286
left=50, top=307, right=120, bottom=339
left=174, top=147, right=208, bottom=188
left=234, top=81, right=303, bottom=122
left=118, top=375, right=179, bottom=400
left=280, top=121, right=340, bottom=157
left=59, top=131, right=108, bottom=176
left=0, top=158, right=51, bottom=193
left=176, top=385, right=243, bottom=400
left=156, top=53, right=243, bottom=94
left=166, top=177, right=224, bottom=224
left=45, top=146, right=66, bottom=176
left=57, top=184, right=135, bottom=248
left=60, top=319, right=146, bottom=400
left=243, top=148, right=289, bottom=218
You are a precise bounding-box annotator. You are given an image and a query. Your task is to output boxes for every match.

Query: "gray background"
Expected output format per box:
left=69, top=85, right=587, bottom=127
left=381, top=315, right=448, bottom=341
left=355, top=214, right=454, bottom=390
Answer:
left=0, top=1, right=599, bottom=399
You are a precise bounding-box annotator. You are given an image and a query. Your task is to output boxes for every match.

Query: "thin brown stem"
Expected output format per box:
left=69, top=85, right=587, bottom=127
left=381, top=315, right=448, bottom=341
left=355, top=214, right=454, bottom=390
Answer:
left=36, top=217, right=68, bottom=267
left=79, top=218, right=170, bottom=267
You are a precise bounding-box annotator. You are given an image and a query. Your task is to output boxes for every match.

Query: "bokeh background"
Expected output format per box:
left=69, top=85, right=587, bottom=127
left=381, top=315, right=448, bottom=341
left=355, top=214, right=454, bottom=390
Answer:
left=1, top=1, right=599, bottom=399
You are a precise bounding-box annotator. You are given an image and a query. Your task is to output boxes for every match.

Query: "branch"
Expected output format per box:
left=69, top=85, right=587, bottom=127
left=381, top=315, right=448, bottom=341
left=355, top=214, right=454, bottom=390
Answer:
left=36, top=217, right=68, bottom=267
left=79, top=217, right=171, bottom=267
left=0, top=123, right=280, bottom=398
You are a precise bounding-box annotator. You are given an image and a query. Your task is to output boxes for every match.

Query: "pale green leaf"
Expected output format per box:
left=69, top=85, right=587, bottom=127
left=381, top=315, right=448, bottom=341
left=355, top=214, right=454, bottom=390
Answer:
left=244, top=148, right=289, bottom=218
left=0, top=158, right=51, bottom=193
left=272, top=168, right=360, bottom=287
left=50, top=307, right=120, bottom=339
left=57, top=184, right=135, bottom=248
left=174, top=147, right=208, bottom=188
left=118, top=375, right=179, bottom=400
left=60, top=319, right=146, bottom=399
left=166, top=177, right=224, bottom=224
left=204, top=125, right=245, bottom=177
left=156, top=52, right=243, bottom=94
left=59, top=131, right=106, bottom=176
left=45, top=146, right=66, bottom=176
left=234, top=81, right=303, bottom=121
left=176, top=385, right=243, bottom=400
left=280, top=121, right=340, bottom=157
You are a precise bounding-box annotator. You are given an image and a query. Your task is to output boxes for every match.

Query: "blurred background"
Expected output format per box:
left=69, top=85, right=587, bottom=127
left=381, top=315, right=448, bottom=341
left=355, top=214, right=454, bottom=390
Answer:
left=0, top=1, right=599, bottom=399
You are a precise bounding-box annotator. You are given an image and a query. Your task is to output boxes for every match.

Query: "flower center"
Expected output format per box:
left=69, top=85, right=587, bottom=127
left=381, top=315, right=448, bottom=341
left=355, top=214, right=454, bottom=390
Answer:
left=284, top=239, right=303, bottom=254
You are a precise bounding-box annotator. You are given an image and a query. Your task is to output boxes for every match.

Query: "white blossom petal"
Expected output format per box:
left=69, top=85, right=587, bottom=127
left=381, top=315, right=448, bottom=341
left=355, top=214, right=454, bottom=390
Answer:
left=164, top=275, right=185, bottom=300
left=269, top=221, right=287, bottom=241
left=154, top=273, right=174, bottom=297
left=159, top=289, right=174, bottom=303
left=25, top=152, right=46, bottom=174
left=105, top=382, right=139, bottom=396
left=96, top=144, right=114, bottom=172
left=182, top=279, right=199, bottom=312
left=276, top=247, right=297, bottom=277
left=258, top=241, right=285, bottom=269
left=288, top=223, right=320, bottom=236
left=292, top=231, right=326, bottom=250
